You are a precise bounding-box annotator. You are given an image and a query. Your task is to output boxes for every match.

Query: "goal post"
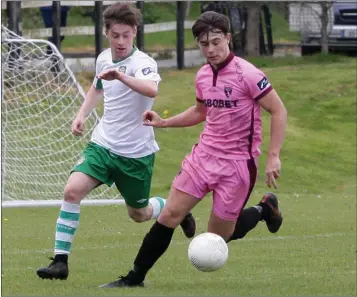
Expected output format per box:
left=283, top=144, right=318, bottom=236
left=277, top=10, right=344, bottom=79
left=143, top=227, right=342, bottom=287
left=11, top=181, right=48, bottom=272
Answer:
left=1, top=25, right=124, bottom=208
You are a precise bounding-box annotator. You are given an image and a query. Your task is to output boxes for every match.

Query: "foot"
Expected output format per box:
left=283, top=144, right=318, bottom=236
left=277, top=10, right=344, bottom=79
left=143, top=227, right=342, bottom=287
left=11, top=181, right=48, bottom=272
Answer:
left=180, top=212, right=196, bottom=238
left=99, top=271, right=144, bottom=288
left=37, top=257, right=69, bottom=280
left=258, top=193, right=283, bottom=233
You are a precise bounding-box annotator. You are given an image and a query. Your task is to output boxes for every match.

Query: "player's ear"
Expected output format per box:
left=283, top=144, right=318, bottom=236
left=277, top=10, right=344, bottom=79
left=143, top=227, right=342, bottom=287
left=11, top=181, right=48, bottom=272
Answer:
left=132, top=26, right=137, bottom=38
left=226, top=33, right=231, bottom=44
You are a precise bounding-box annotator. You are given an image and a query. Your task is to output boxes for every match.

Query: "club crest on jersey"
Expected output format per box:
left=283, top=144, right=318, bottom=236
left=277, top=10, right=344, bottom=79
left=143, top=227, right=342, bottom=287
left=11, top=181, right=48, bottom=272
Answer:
left=224, top=86, right=233, bottom=98
left=118, top=66, right=126, bottom=73
left=257, top=77, right=269, bottom=91
left=142, top=67, right=154, bottom=76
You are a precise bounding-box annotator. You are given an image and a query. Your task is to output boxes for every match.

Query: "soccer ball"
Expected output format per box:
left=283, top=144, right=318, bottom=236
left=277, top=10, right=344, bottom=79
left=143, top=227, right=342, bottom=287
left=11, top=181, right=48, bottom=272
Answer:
left=188, top=232, right=229, bottom=272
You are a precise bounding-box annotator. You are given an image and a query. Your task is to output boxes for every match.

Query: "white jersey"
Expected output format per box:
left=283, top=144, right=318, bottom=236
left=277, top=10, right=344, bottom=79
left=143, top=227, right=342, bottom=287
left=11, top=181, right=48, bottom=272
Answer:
left=91, top=47, right=161, bottom=158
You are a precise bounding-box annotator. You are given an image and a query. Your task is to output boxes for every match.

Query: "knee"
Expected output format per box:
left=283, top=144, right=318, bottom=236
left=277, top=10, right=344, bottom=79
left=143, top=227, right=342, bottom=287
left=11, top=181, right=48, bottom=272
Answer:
left=129, top=209, right=148, bottom=223
left=63, top=185, right=83, bottom=204
left=158, top=206, right=183, bottom=228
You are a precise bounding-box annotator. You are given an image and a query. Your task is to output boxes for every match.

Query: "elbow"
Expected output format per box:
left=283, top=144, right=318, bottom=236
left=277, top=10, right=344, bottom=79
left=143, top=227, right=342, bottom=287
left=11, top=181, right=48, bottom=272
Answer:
left=280, top=105, right=287, bottom=118
left=146, top=84, right=158, bottom=98
left=272, top=105, right=287, bottom=118
left=196, top=112, right=206, bottom=124
left=282, top=106, right=288, bottom=118
left=200, top=113, right=206, bottom=123
left=148, top=88, right=158, bottom=98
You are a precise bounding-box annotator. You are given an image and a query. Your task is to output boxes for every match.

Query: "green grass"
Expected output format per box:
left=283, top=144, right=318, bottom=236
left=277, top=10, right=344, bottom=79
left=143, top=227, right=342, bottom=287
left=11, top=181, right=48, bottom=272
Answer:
left=269, top=8, right=301, bottom=43
left=2, top=59, right=356, bottom=296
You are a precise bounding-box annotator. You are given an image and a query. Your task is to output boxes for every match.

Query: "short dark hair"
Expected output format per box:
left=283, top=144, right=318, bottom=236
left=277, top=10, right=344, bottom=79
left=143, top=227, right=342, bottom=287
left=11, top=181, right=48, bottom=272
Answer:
left=192, top=11, right=230, bottom=40
left=103, top=2, right=142, bottom=31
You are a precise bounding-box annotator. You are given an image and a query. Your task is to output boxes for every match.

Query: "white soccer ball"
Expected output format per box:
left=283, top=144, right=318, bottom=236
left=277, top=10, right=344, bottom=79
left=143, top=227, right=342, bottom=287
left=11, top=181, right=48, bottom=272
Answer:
left=188, top=232, right=229, bottom=272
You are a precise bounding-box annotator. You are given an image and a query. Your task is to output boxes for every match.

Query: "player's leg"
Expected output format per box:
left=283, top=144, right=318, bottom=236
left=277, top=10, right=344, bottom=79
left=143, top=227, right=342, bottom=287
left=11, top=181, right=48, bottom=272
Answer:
left=112, top=153, right=195, bottom=238
left=112, top=153, right=160, bottom=222
left=231, top=192, right=283, bottom=240
left=208, top=177, right=247, bottom=241
left=100, top=147, right=208, bottom=288
left=99, top=186, right=200, bottom=288
left=37, top=142, right=113, bottom=280
left=206, top=157, right=261, bottom=242
left=229, top=159, right=283, bottom=241
left=207, top=212, right=236, bottom=242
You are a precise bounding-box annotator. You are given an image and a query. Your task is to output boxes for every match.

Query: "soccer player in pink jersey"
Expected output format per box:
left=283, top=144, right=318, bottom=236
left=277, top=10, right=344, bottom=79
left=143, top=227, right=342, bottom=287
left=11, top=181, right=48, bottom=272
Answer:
left=100, top=11, right=287, bottom=288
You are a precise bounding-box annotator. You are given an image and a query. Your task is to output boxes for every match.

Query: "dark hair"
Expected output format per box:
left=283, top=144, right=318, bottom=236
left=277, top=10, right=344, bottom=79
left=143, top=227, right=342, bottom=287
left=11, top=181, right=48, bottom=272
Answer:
left=192, top=11, right=230, bottom=40
left=103, top=2, right=142, bottom=30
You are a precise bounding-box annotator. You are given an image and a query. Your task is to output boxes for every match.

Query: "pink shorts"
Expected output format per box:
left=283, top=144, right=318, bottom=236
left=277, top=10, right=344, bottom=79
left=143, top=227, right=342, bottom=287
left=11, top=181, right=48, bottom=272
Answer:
left=172, top=145, right=258, bottom=221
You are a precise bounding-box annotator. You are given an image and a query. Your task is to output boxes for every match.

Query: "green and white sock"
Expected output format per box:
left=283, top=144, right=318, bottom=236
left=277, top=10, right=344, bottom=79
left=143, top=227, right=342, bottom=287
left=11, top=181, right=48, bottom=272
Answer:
left=149, top=197, right=166, bottom=219
left=54, top=201, right=80, bottom=255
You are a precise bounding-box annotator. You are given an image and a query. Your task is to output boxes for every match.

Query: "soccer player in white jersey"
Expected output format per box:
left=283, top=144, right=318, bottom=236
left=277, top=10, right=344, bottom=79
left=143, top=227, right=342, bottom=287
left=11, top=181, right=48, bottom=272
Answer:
left=36, top=2, right=195, bottom=281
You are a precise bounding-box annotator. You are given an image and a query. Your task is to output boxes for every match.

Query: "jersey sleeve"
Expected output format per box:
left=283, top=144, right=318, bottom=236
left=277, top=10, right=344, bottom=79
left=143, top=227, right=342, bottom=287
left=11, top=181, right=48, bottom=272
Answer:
left=244, top=70, right=273, bottom=101
left=92, top=58, right=103, bottom=90
left=134, top=56, right=161, bottom=83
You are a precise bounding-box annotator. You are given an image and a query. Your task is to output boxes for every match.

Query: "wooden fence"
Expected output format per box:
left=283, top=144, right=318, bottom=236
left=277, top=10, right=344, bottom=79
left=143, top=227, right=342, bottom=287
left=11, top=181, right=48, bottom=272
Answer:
left=22, top=21, right=195, bottom=38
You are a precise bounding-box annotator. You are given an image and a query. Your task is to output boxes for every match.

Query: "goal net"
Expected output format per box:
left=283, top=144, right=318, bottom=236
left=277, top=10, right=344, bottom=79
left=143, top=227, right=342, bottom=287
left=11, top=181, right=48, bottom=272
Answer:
left=1, top=25, right=124, bottom=208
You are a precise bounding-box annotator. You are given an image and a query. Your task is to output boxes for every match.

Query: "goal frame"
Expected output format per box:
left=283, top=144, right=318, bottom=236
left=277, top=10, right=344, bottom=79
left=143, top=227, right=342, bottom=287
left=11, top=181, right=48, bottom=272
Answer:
left=1, top=32, right=125, bottom=208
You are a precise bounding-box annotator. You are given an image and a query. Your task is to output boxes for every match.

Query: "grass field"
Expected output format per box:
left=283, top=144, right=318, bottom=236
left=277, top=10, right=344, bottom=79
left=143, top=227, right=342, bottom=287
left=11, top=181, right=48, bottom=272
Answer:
left=2, top=57, right=356, bottom=296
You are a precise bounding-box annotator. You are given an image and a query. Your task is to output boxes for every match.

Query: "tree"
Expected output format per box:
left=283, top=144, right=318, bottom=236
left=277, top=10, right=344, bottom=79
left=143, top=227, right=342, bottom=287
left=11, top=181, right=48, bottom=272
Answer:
left=184, top=1, right=192, bottom=18
left=320, top=2, right=333, bottom=54
left=245, top=2, right=260, bottom=56
left=303, top=1, right=333, bottom=54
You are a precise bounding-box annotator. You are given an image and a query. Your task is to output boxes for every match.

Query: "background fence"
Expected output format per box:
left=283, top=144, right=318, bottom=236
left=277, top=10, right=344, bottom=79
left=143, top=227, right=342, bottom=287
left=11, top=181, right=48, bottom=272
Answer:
left=1, top=1, right=356, bottom=70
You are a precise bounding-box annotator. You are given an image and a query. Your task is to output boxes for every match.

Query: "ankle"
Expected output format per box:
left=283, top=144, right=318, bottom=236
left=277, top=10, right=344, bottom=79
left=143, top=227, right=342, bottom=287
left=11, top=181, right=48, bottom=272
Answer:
left=131, top=265, right=148, bottom=279
left=259, top=203, right=270, bottom=220
left=54, top=254, right=68, bottom=263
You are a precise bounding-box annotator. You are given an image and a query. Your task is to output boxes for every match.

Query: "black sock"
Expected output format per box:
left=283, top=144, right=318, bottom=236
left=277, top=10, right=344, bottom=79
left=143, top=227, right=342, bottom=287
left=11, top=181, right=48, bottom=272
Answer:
left=132, top=221, right=175, bottom=279
left=259, top=203, right=271, bottom=221
left=54, top=254, right=68, bottom=263
left=229, top=207, right=262, bottom=241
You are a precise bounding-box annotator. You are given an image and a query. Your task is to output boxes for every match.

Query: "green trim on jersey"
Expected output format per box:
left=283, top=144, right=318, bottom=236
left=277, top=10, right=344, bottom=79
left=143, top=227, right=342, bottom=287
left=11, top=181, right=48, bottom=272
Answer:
left=112, top=46, right=137, bottom=63
left=72, top=142, right=155, bottom=208
left=96, top=78, right=103, bottom=89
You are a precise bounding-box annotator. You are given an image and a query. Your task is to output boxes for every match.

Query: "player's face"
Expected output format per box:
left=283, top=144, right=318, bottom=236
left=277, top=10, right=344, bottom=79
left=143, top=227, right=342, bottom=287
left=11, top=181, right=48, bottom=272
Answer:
left=106, top=23, right=137, bottom=60
left=197, top=31, right=231, bottom=66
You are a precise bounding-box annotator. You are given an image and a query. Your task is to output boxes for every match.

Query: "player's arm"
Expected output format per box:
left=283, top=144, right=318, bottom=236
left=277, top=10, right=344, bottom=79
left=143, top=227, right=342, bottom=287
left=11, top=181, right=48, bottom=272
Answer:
left=97, top=69, right=157, bottom=98
left=77, top=86, right=104, bottom=118
left=258, top=89, right=287, bottom=188
left=119, top=73, right=158, bottom=98
left=143, top=101, right=206, bottom=128
left=258, top=89, right=287, bottom=158
left=97, top=60, right=160, bottom=98
left=72, top=86, right=103, bottom=136
left=77, top=59, right=104, bottom=119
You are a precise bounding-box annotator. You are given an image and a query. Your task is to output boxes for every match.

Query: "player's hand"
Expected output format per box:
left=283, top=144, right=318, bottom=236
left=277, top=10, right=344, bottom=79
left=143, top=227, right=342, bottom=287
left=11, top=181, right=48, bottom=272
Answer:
left=142, top=110, right=165, bottom=128
left=72, top=114, right=86, bottom=136
left=265, top=155, right=281, bottom=189
left=97, top=69, right=121, bottom=81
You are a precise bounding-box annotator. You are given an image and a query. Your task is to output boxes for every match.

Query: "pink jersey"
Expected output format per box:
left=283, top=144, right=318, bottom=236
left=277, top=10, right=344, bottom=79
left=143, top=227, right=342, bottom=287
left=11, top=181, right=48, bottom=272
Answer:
left=195, top=53, right=273, bottom=160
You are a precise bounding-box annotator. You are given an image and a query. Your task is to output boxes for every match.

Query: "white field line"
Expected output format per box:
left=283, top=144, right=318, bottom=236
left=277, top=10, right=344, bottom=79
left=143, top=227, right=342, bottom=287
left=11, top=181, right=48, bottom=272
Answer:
left=2, top=232, right=353, bottom=257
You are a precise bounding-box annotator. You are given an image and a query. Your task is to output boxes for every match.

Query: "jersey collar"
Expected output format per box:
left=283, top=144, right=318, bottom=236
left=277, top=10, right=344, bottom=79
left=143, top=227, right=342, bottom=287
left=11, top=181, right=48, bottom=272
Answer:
left=112, top=46, right=137, bottom=63
left=209, top=52, right=235, bottom=72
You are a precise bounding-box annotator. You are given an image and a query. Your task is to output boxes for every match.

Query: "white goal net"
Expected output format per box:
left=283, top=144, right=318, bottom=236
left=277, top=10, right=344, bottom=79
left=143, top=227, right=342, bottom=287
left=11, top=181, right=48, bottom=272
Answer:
left=1, top=25, right=124, bottom=208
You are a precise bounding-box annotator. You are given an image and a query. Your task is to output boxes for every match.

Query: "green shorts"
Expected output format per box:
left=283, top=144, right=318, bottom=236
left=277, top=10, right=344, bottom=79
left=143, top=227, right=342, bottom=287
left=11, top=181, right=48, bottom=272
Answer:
left=72, top=142, right=155, bottom=208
